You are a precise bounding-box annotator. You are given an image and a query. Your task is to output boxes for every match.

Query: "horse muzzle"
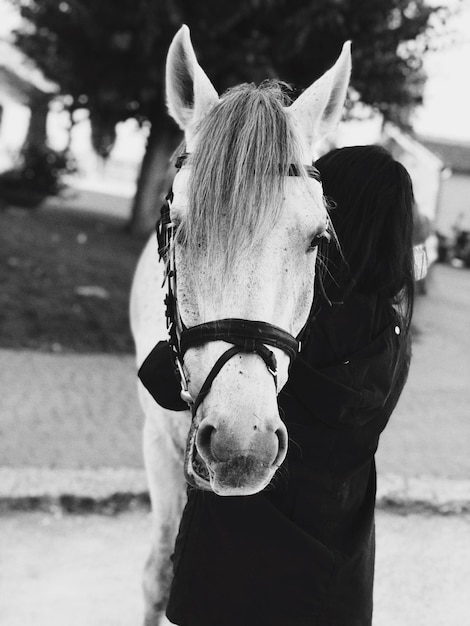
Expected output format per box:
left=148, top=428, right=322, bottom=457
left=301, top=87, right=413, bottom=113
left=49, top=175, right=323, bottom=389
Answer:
left=185, top=412, right=288, bottom=496
left=171, top=319, right=298, bottom=495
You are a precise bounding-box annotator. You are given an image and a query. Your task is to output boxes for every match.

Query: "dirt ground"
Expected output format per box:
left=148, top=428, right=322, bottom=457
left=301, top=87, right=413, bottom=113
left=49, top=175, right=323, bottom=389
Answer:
left=0, top=509, right=469, bottom=626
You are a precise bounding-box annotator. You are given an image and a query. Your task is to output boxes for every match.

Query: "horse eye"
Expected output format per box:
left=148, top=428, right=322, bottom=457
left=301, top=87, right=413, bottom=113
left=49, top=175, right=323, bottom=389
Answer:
left=308, top=230, right=330, bottom=251
left=309, top=235, right=323, bottom=250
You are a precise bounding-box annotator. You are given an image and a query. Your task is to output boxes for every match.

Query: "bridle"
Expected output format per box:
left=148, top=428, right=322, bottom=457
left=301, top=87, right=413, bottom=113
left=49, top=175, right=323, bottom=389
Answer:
left=156, top=153, right=321, bottom=419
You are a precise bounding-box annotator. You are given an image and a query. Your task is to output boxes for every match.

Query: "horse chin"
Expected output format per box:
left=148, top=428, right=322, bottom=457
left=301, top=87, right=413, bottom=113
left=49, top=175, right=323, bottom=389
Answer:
left=209, top=458, right=274, bottom=496
left=184, top=421, right=278, bottom=495
left=185, top=441, right=274, bottom=496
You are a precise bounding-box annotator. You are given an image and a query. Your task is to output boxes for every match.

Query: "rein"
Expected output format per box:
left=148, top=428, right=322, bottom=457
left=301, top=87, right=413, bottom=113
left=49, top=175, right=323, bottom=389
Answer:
left=156, top=153, right=320, bottom=417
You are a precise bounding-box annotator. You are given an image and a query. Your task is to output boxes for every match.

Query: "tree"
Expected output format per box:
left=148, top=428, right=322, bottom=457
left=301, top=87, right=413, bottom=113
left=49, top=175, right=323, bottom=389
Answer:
left=9, top=0, right=454, bottom=234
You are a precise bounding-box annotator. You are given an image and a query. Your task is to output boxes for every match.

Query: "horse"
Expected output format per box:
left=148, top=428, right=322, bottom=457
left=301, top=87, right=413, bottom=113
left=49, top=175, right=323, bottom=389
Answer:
left=130, top=25, right=351, bottom=626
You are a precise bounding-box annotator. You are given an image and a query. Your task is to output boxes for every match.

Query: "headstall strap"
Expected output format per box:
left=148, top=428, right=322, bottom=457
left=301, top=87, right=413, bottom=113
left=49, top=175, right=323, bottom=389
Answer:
left=180, top=319, right=299, bottom=363
left=155, top=153, right=318, bottom=415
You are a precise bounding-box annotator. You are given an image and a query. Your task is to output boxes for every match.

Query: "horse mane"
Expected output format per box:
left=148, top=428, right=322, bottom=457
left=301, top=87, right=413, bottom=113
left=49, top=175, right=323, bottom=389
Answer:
left=178, top=81, right=308, bottom=293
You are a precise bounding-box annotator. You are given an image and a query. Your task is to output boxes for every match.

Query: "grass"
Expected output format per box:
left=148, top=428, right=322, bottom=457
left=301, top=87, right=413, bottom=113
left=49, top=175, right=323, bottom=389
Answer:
left=0, top=205, right=145, bottom=353
left=0, top=202, right=430, bottom=355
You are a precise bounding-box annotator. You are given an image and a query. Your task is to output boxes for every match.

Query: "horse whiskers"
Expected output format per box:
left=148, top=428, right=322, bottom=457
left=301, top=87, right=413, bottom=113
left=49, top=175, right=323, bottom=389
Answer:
left=266, top=463, right=289, bottom=491
left=287, top=436, right=304, bottom=459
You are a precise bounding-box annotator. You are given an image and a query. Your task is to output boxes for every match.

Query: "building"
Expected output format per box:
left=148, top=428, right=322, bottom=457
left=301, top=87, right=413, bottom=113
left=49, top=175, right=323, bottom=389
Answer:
left=416, top=136, right=470, bottom=239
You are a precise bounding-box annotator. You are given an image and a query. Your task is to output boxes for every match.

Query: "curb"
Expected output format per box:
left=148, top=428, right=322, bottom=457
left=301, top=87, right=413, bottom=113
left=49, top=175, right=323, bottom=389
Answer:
left=377, top=473, right=470, bottom=515
left=0, top=467, right=150, bottom=514
left=1, top=467, right=469, bottom=515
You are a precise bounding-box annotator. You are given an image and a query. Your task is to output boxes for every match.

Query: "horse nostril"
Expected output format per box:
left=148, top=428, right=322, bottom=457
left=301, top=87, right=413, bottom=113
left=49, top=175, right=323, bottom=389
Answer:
left=274, top=424, right=288, bottom=466
left=196, top=423, right=216, bottom=460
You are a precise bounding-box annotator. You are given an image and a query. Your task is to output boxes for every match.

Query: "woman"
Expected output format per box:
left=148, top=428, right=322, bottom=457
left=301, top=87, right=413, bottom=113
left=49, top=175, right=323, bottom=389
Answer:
left=141, top=145, right=415, bottom=626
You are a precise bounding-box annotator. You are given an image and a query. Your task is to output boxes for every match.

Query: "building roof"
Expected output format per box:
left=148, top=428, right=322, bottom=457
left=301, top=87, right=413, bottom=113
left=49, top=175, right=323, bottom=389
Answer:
left=416, top=136, right=470, bottom=174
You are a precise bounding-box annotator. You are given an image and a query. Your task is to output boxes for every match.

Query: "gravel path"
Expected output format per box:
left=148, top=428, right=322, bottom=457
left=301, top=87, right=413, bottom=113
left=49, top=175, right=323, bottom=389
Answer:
left=377, top=263, right=470, bottom=480
left=0, top=351, right=142, bottom=468
left=0, top=509, right=468, bottom=626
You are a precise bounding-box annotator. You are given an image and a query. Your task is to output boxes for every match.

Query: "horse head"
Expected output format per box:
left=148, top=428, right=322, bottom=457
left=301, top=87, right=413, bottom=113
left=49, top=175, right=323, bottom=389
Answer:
left=164, top=25, right=351, bottom=496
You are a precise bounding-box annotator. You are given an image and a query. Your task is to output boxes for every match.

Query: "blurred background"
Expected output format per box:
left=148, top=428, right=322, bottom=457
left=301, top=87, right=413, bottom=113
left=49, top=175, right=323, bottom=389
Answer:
left=0, top=1, right=469, bottom=625
left=0, top=0, right=469, bottom=351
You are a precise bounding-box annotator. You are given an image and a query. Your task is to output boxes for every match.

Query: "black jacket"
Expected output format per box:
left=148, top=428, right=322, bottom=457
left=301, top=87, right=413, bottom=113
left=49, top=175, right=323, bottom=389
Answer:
left=141, top=291, right=410, bottom=626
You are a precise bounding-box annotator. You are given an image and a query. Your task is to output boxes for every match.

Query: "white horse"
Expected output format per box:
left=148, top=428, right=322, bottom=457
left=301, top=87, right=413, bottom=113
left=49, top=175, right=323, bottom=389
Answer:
left=130, top=25, right=351, bottom=626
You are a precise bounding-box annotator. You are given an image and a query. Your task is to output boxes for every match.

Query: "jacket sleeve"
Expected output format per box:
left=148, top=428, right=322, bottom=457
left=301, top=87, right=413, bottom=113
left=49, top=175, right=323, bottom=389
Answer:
left=282, top=322, right=410, bottom=429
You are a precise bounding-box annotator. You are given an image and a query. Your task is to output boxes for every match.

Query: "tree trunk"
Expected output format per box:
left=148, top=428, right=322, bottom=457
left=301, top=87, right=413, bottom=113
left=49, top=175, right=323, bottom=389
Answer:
left=23, top=94, right=50, bottom=150
left=126, top=119, right=181, bottom=236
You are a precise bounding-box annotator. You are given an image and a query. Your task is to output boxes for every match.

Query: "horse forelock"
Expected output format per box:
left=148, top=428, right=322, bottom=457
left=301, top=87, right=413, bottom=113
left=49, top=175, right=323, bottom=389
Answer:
left=178, top=81, right=308, bottom=295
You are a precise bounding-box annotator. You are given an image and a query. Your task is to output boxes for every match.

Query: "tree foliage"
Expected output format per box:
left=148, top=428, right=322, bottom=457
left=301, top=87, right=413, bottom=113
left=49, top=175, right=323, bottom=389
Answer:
left=8, top=0, right=455, bottom=229
left=10, top=0, right=174, bottom=156
left=11, top=0, right=453, bottom=130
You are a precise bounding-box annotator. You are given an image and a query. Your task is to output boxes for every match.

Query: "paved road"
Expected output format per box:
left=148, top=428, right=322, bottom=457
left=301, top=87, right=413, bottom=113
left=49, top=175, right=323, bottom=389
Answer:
left=0, top=509, right=468, bottom=626
left=377, top=263, right=470, bottom=480
left=0, top=351, right=142, bottom=469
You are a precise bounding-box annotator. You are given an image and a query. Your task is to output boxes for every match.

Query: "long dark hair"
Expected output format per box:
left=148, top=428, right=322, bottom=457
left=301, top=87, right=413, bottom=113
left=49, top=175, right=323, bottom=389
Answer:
left=315, top=145, right=415, bottom=334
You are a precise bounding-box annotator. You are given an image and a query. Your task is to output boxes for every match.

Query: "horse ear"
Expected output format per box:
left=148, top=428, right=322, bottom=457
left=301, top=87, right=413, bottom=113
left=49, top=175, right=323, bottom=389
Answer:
left=166, top=25, right=219, bottom=137
left=286, top=42, right=352, bottom=158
